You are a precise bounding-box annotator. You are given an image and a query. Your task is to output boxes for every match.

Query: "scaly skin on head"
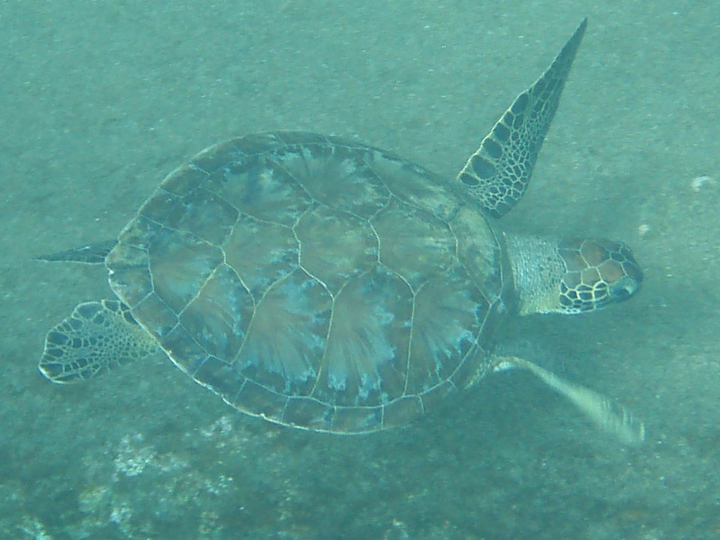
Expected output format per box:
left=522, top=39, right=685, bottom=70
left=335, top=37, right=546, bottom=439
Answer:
left=505, top=234, right=643, bottom=316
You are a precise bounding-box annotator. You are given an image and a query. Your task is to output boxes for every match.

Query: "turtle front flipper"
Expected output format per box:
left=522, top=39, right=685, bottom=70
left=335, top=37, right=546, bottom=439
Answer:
left=39, top=300, right=158, bottom=383
left=494, top=356, right=645, bottom=445
left=457, top=18, right=587, bottom=218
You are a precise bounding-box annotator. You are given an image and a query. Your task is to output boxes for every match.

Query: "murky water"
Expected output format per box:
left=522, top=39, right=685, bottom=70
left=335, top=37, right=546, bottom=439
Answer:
left=2, top=1, right=719, bottom=538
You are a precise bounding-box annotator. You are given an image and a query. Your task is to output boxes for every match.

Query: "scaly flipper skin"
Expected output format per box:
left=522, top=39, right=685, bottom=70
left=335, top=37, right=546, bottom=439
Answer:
left=457, top=18, right=587, bottom=218
left=39, top=300, right=158, bottom=383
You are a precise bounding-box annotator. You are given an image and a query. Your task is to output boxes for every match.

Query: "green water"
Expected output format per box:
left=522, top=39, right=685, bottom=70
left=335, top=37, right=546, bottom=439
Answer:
left=1, top=1, right=719, bottom=538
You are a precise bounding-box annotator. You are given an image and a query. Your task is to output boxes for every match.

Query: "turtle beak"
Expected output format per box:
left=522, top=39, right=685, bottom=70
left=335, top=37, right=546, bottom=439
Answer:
left=609, top=261, right=643, bottom=302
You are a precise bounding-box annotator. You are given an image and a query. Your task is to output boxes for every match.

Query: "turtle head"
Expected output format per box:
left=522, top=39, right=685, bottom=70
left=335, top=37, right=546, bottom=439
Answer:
left=554, top=238, right=643, bottom=314
left=505, top=235, right=643, bottom=316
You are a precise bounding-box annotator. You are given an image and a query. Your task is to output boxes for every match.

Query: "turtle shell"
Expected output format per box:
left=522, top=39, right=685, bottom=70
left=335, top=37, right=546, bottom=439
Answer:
left=106, top=131, right=514, bottom=433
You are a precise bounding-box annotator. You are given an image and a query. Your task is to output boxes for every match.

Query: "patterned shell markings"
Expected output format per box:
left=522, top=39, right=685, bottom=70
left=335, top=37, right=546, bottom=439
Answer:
left=106, top=132, right=511, bottom=433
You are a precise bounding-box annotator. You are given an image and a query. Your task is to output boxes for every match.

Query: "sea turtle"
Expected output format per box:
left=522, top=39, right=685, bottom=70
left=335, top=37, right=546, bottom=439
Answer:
left=38, top=19, right=645, bottom=443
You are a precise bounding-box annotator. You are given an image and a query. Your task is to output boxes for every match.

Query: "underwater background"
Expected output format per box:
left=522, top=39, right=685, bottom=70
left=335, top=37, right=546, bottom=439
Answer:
left=1, top=1, right=719, bottom=538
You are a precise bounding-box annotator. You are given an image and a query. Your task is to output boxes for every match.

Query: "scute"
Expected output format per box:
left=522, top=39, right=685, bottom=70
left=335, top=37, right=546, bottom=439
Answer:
left=223, top=215, right=298, bottom=297
left=140, top=186, right=239, bottom=245
left=276, top=141, right=391, bottom=216
left=407, top=265, right=493, bottom=394
left=373, top=198, right=455, bottom=290
left=179, top=263, right=254, bottom=361
left=107, top=132, right=506, bottom=433
left=295, top=206, right=378, bottom=294
left=236, top=268, right=331, bottom=395
left=317, top=265, right=413, bottom=407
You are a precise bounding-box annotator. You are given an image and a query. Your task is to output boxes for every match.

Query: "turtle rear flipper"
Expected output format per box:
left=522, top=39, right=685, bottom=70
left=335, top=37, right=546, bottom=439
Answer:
left=39, top=300, right=158, bottom=383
